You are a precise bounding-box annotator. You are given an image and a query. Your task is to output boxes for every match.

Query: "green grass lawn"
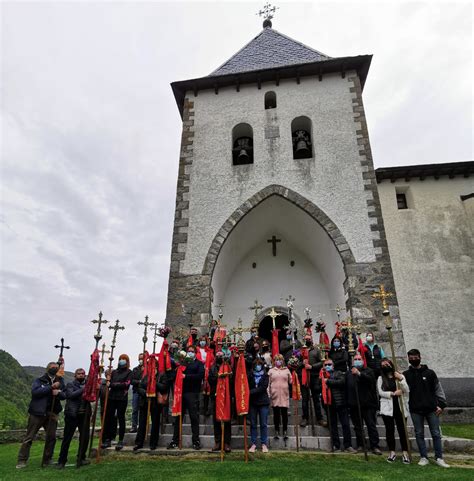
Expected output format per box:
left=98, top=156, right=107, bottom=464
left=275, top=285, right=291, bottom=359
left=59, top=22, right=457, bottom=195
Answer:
left=1, top=441, right=473, bottom=481
left=442, top=424, right=474, bottom=440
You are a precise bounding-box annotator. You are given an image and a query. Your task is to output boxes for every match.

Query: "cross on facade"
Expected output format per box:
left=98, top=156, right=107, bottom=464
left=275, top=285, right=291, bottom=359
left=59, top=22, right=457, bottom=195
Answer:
left=91, top=311, right=108, bottom=347
left=54, top=338, right=70, bottom=363
left=372, top=284, right=393, bottom=311
left=267, top=235, right=281, bottom=256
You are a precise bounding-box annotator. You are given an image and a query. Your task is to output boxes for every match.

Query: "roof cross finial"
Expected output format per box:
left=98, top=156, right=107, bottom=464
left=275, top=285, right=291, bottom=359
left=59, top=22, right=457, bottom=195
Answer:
left=257, top=3, right=278, bottom=29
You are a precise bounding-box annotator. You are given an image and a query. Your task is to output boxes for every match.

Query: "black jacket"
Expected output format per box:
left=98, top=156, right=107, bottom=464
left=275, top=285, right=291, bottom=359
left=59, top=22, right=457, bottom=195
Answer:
left=329, top=349, right=349, bottom=373
left=325, top=370, right=347, bottom=408
left=364, top=343, right=384, bottom=375
left=136, top=372, right=170, bottom=407
left=345, top=367, right=378, bottom=409
left=183, top=359, right=204, bottom=394
left=28, top=373, right=66, bottom=417
left=248, top=372, right=270, bottom=407
left=109, top=367, right=132, bottom=401
left=64, top=379, right=86, bottom=418
left=403, top=365, right=447, bottom=414
left=279, top=339, right=302, bottom=363
left=131, top=365, right=144, bottom=393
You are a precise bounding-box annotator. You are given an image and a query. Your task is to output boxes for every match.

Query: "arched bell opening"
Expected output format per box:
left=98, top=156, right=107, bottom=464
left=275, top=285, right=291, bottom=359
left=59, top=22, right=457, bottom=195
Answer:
left=232, top=123, right=254, bottom=165
left=264, top=91, right=277, bottom=110
left=291, top=116, right=313, bottom=160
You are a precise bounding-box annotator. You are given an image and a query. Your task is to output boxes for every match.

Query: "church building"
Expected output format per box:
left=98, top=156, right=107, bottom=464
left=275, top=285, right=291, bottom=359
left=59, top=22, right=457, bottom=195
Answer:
left=165, top=17, right=473, bottom=405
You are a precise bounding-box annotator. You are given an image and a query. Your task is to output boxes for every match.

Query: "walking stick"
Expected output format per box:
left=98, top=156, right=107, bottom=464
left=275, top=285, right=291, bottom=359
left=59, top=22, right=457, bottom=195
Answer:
left=96, top=319, right=124, bottom=462
left=308, top=384, right=316, bottom=437
left=178, top=414, right=183, bottom=450
left=373, top=285, right=412, bottom=459
left=220, top=421, right=225, bottom=462
left=325, top=404, right=334, bottom=452
left=294, top=399, right=300, bottom=452
left=243, top=415, right=248, bottom=463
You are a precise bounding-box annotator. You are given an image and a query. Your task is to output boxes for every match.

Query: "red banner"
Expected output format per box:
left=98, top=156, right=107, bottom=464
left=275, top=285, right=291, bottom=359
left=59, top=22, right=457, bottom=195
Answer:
left=158, top=340, right=171, bottom=373
left=146, top=354, right=159, bottom=397
left=319, top=369, right=332, bottom=405
left=358, top=337, right=367, bottom=367
left=215, top=363, right=232, bottom=422
left=235, top=353, right=249, bottom=415
left=291, top=369, right=301, bottom=401
left=171, top=365, right=186, bottom=416
left=197, top=347, right=215, bottom=395
left=82, top=348, right=100, bottom=402
left=319, top=332, right=330, bottom=353
left=271, top=329, right=280, bottom=358
left=301, top=347, right=310, bottom=387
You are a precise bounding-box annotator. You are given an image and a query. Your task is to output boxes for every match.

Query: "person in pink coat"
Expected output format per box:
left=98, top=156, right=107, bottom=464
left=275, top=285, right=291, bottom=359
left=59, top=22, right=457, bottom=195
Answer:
left=268, top=354, right=292, bottom=440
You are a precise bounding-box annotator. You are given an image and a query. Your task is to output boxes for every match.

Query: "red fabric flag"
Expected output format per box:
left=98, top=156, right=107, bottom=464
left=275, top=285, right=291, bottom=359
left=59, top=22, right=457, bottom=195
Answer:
left=82, top=349, right=100, bottom=402
left=215, top=363, right=232, bottom=422
left=271, top=329, right=280, bottom=357
left=235, top=353, right=249, bottom=416
left=213, top=327, right=226, bottom=345
left=358, top=337, right=367, bottom=367
left=291, top=370, right=301, bottom=401
left=319, top=332, right=330, bottom=353
left=158, top=340, right=171, bottom=373
left=320, top=369, right=332, bottom=405
left=335, top=322, right=341, bottom=338
left=172, top=365, right=186, bottom=416
left=196, top=347, right=215, bottom=395
left=141, top=351, right=150, bottom=379
left=301, top=347, right=310, bottom=387
left=146, top=354, right=159, bottom=397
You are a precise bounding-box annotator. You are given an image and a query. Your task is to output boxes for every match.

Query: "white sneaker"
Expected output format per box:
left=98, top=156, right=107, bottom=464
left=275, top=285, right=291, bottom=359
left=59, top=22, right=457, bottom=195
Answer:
left=261, top=444, right=269, bottom=453
left=16, top=463, right=26, bottom=469
left=435, top=458, right=450, bottom=468
left=418, top=457, right=430, bottom=466
left=248, top=444, right=257, bottom=453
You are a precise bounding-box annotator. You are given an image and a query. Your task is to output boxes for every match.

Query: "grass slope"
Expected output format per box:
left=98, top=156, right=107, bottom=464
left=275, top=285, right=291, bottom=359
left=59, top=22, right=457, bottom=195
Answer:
left=1, top=442, right=473, bottom=481
left=442, top=424, right=474, bottom=440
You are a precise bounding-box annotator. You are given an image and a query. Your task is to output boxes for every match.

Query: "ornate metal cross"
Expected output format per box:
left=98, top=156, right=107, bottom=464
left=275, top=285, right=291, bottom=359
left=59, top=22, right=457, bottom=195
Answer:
left=54, top=338, right=70, bottom=363
left=137, top=315, right=155, bottom=353
left=268, top=307, right=279, bottom=330
left=99, top=343, right=110, bottom=368
left=331, top=304, right=346, bottom=322
left=304, top=307, right=311, bottom=320
left=152, top=323, right=161, bottom=354
left=267, top=235, right=281, bottom=256
left=249, top=299, right=264, bottom=329
left=108, top=319, right=125, bottom=365
left=372, top=284, right=393, bottom=311
left=91, top=311, right=108, bottom=347
left=232, top=317, right=251, bottom=342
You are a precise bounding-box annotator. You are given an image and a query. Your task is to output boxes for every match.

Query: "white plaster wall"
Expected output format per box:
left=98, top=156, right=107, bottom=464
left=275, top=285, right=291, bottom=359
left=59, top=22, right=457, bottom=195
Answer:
left=378, top=177, right=474, bottom=378
left=182, top=72, right=376, bottom=276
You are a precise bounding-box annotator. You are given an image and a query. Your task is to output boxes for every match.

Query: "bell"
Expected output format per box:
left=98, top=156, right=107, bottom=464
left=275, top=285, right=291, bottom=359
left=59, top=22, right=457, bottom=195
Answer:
left=233, top=136, right=253, bottom=165
left=238, top=148, right=250, bottom=163
left=293, top=130, right=311, bottom=159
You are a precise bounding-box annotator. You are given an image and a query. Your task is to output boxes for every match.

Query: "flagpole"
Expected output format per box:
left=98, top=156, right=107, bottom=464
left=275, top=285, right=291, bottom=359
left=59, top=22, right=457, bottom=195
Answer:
left=220, top=421, right=225, bottom=462
left=179, top=414, right=183, bottom=450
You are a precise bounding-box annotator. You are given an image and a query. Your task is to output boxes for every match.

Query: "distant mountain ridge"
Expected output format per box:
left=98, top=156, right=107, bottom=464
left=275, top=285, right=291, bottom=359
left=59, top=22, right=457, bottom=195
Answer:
left=22, top=365, right=74, bottom=385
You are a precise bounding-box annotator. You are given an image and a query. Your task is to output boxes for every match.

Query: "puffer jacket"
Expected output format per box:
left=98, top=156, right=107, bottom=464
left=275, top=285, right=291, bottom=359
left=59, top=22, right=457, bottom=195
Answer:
left=324, top=370, right=347, bottom=408
left=109, top=367, right=132, bottom=401
left=64, top=379, right=86, bottom=418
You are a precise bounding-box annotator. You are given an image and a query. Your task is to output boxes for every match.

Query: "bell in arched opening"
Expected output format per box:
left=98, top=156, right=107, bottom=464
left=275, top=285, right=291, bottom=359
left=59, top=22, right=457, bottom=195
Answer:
left=292, top=129, right=312, bottom=159
left=233, top=136, right=253, bottom=165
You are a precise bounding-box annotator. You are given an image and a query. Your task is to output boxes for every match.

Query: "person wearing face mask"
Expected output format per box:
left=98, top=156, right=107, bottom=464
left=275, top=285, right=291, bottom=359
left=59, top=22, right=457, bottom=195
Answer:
left=377, top=358, right=410, bottom=464
left=268, top=355, right=291, bottom=440
left=57, top=368, right=89, bottom=468
left=17, top=362, right=66, bottom=469
left=280, top=329, right=302, bottom=364
left=245, top=327, right=259, bottom=354
left=101, top=354, right=132, bottom=451
left=403, top=349, right=449, bottom=468
left=363, top=332, right=385, bottom=378
left=248, top=359, right=271, bottom=453
left=320, top=359, right=355, bottom=453
left=261, top=340, right=272, bottom=368
left=184, top=327, right=199, bottom=350
left=168, top=345, right=204, bottom=450
left=329, top=336, right=350, bottom=372
left=196, top=336, right=214, bottom=417
left=130, top=353, right=145, bottom=433
left=345, top=354, right=382, bottom=455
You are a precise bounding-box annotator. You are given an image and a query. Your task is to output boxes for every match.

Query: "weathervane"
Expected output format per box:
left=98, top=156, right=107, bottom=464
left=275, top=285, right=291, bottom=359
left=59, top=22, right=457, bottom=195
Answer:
left=257, top=2, right=279, bottom=28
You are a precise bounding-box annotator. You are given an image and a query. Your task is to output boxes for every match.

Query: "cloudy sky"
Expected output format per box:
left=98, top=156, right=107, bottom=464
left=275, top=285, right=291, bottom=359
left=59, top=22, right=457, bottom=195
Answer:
left=1, top=0, right=472, bottom=370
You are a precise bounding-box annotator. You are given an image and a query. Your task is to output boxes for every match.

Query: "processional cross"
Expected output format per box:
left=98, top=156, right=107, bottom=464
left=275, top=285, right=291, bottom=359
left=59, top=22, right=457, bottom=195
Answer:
left=108, top=319, right=125, bottom=364
left=54, top=338, right=70, bottom=364
left=99, top=343, right=111, bottom=368
left=249, top=299, right=264, bottom=329
left=372, top=284, right=393, bottom=312
left=92, top=311, right=108, bottom=348
left=138, top=315, right=155, bottom=353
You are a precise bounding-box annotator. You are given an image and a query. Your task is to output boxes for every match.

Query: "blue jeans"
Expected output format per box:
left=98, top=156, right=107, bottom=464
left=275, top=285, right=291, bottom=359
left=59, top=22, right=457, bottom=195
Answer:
left=411, top=411, right=443, bottom=459
left=250, top=404, right=269, bottom=446
left=131, top=392, right=140, bottom=429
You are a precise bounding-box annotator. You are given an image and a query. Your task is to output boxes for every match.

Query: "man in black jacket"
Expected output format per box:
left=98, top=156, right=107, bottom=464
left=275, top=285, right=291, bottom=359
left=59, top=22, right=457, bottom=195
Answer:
left=346, top=354, right=381, bottom=454
left=404, top=349, right=449, bottom=468
left=17, top=362, right=66, bottom=469
left=130, top=353, right=145, bottom=433
left=168, top=345, right=204, bottom=450
left=57, top=368, right=90, bottom=468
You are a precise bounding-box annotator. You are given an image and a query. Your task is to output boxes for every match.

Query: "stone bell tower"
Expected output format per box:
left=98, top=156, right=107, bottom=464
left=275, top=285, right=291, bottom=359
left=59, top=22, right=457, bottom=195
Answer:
left=165, top=16, right=407, bottom=364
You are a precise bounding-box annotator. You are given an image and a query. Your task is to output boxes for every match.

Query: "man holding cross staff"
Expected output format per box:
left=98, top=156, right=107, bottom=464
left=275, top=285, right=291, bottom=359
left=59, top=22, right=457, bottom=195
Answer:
left=16, top=341, right=67, bottom=469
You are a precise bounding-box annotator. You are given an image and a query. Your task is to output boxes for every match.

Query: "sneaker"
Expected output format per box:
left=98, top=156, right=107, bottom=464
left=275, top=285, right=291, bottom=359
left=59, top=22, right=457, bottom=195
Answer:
left=418, top=457, right=430, bottom=466
left=224, top=444, right=231, bottom=453
left=261, top=444, right=269, bottom=453
left=283, top=431, right=288, bottom=441
left=211, top=443, right=220, bottom=452
left=16, top=463, right=27, bottom=469
left=386, top=454, right=396, bottom=463
left=344, top=447, right=357, bottom=454
left=115, top=441, right=124, bottom=451
left=193, top=441, right=201, bottom=450
left=101, top=440, right=111, bottom=449
left=133, top=445, right=143, bottom=451
left=129, top=427, right=138, bottom=433
left=402, top=454, right=411, bottom=465
left=318, top=419, right=328, bottom=428
left=372, top=447, right=383, bottom=455
left=76, top=459, right=90, bottom=468
left=435, top=458, right=450, bottom=468
left=249, top=444, right=257, bottom=453
left=300, top=419, right=308, bottom=428
left=274, top=429, right=280, bottom=440
left=167, top=442, right=178, bottom=450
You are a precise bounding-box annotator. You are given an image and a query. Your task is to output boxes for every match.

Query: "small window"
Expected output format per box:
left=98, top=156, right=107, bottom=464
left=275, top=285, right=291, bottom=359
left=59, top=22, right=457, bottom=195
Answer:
left=264, top=91, right=277, bottom=109
left=232, top=123, right=254, bottom=165
left=395, top=186, right=412, bottom=209
left=291, top=116, right=312, bottom=159
left=396, top=193, right=408, bottom=210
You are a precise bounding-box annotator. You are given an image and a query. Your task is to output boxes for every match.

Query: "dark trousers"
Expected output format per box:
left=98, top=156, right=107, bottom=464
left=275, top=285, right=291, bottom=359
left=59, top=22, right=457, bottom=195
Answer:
left=104, top=399, right=127, bottom=442
left=382, top=399, right=408, bottom=451
left=273, top=406, right=288, bottom=432
left=327, top=405, right=352, bottom=450
left=350, top=406, right=380, bottom=449
left=172, top=392, right=200, bottom=444
left=58, top=409, right=90, bottom=464
left=135, top=399, right=163, bottom=448
left=302, top=383, right=323, bottom=421
left=18, top=413, right=58, bottom=464
left=131, top=392, right=140, bottom=429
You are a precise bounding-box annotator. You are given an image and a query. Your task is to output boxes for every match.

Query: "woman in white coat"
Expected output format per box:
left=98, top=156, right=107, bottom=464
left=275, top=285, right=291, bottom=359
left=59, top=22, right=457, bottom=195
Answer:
left=377, top=357, right=410, bottom=464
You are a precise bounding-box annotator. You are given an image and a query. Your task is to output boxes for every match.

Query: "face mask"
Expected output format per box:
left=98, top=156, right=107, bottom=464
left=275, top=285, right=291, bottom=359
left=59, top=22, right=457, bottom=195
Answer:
left=275, top=360, right=283, bottom=368
left=118, top=360, right=127, bottom=367
left=287, top=335, right=292, bottom=340
left=199, top=341, right=206, bottom=347
left=354, top=360, right=364, bottom=369
left=186, top=352, right=196, bottom=360
left=251, top=332, right=256, bottom=338
left=139, top=360, right=143, bottom=366
left=262, top=346, right=269, bottom=352
left=382, top=365, right=393, bottom=373
left=305, top=341, right=312, bottom=347
left=48, top=367, right=59, bottom=376
left=333, top=341, right=341, bottom=348
left=325, top=365, right=334, bottom=373
left=254, top=365, right=262, bottom=372
left=366, top=336, right=374, bottom=343
left=409, top=358, right=421, bottom=367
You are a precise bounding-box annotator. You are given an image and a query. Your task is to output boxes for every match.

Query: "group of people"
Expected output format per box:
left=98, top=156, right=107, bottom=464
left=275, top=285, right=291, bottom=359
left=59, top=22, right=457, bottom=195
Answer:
left=16, top=325, right=450, bottom=469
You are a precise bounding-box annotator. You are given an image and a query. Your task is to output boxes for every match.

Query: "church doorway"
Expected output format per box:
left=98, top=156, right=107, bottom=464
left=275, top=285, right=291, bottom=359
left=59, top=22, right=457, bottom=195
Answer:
left=259, top=313, right=289, bottom=347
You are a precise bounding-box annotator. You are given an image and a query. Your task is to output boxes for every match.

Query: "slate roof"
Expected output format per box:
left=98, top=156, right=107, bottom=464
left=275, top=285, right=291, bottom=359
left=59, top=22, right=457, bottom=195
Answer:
left=210, top=27, right=330, bottom=76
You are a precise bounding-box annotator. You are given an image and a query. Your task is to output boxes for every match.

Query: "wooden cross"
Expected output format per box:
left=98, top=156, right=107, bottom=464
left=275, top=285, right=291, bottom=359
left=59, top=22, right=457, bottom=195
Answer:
left=267, top=235, right=281, bottom=256
left=91, top=311, right=108, bottom=346
left=54, top=338, right=70, bottom=364
left=138, top=315, right=155, bottom=353
left=372, top=284, right=393, bottom=311
left=268, top=307, right=279, bottom=330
